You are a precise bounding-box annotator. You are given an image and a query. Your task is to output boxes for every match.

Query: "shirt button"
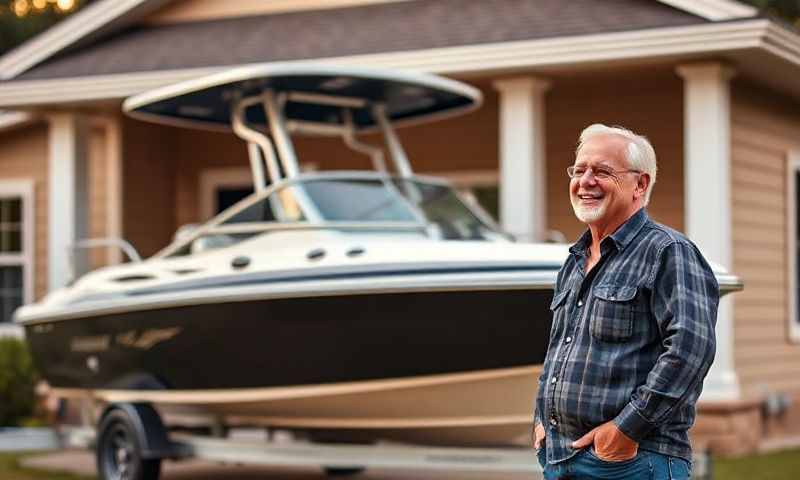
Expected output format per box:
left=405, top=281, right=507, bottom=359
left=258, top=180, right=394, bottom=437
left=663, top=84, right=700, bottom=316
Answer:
left=550, top=418, right=558, bottom=426
left=551, top=377, right=557, bottom=384
left=577, top=300, right=583, bottom=307
left=566, top=336, right=572, bottom=343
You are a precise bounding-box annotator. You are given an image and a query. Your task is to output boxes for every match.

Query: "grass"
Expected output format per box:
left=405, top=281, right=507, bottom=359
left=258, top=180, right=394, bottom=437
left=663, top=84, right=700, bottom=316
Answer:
left=714, top=448, right=800, bottom=480
left=0, top=452, right=95, bottom=480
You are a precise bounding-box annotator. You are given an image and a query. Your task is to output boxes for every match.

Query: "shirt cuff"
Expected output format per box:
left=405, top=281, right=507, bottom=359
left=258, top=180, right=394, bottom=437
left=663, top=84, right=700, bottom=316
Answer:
left=613, top=403, right=654, bottom=443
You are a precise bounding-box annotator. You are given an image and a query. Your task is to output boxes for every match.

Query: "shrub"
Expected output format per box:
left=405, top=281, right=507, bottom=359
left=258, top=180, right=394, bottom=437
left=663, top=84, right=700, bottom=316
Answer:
left=0, top=337, right=38, bottom=426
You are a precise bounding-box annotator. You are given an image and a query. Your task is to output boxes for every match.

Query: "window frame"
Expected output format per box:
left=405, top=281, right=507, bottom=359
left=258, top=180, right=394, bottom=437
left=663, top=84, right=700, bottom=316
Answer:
left=0, top=179, right=34, bottom=336
left=787, top=151, right=800, bottom=343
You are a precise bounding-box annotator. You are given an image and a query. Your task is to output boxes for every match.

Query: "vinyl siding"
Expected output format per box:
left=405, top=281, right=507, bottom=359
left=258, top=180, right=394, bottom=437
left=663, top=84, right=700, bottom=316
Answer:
left=122, top=117, right=180, bottom=259
left=545, top=66, right=685, bottom=241
left=730, top=80, right=800, bottom=399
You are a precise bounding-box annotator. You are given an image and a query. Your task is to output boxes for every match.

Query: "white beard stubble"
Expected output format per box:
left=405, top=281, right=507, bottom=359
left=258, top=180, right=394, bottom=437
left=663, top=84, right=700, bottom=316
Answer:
left=571, top=196, right=607, bottom=224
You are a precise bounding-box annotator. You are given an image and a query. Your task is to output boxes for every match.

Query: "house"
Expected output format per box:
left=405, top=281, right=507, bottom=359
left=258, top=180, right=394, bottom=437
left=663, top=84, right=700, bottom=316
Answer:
left=0, top=0, right=797, bottom=455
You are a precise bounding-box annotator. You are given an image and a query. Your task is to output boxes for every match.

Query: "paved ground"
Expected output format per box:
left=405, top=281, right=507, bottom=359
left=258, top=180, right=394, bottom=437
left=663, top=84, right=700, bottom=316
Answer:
left=22, top=450, right=540, bottom=479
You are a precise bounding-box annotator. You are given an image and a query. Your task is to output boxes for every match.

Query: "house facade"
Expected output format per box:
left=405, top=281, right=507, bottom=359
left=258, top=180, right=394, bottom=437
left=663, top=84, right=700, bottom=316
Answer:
left=0, top=0, right=798, bottom=455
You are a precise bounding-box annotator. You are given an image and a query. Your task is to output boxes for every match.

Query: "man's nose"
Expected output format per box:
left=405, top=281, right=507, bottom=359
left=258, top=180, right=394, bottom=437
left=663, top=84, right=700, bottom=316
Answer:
left=578, top=169, right=597, bottom=187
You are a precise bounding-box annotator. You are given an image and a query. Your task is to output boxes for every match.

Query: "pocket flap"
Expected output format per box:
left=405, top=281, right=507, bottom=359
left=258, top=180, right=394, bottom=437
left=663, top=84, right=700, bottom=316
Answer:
left=549, top=290, right=569, bottom=310
left=593, top=285, right=637, bottom=302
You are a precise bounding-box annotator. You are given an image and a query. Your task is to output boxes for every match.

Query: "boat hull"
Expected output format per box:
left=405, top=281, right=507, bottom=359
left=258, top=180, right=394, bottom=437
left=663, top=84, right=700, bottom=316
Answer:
left=26, top=288, right=551, bottom=446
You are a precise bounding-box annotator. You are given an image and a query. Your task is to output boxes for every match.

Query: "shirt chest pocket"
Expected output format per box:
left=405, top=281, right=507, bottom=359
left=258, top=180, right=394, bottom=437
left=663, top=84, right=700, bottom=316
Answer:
left=590, top=285, right=638, bottom=343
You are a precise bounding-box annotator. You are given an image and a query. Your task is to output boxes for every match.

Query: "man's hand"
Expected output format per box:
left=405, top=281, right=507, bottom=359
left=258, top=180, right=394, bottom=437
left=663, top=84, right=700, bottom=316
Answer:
left=532, top=422, right=546, bottom=450
left=571, top=421, right=638, bottom=461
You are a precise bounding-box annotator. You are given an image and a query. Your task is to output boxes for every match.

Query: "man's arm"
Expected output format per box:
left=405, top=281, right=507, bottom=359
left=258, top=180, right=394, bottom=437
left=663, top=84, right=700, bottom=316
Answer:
left=612, top=241, right=719, bottom=442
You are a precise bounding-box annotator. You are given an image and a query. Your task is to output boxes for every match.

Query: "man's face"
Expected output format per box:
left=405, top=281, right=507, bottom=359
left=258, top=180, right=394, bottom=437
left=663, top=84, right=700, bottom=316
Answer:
left=569, top=134, right=641, bottom=227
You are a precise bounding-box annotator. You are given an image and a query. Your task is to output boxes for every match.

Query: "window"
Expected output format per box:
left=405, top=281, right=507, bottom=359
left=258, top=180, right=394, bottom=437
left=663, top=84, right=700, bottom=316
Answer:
left=789, top=152, right=800, bottom=342
left=0, top=181, right=33, bottom=335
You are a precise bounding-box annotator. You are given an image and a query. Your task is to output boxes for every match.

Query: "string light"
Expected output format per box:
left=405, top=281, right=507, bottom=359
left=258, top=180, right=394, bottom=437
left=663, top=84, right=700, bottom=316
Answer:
left=8, top=0, right=78, bottom=16
left=13, top=0, right=30, bottom=17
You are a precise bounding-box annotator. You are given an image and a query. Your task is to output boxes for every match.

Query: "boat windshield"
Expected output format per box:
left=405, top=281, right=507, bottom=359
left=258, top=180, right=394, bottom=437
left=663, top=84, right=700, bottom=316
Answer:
left=165, top=176, right=499, bottom=257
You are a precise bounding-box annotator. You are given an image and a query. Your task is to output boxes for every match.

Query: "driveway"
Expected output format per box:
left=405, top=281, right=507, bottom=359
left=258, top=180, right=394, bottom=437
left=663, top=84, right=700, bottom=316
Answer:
left=22, top=450, right=540, bottom=479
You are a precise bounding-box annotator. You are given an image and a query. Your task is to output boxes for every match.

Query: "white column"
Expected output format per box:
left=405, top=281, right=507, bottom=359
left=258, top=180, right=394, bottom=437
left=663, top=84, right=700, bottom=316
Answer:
left=493, top=77, right=551, bottom=242
left=676, top=62, right=740, bottom=401
left=48, top=113, right=89, bottom=291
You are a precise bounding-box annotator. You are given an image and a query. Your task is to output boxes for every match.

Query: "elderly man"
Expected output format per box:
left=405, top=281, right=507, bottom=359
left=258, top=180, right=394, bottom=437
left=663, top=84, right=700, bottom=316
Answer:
left=533, top=124, right=718, bottom=479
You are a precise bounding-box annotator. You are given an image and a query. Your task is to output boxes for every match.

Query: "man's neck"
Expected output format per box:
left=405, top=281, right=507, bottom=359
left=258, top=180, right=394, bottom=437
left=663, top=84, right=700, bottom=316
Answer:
left=586, top=206, right=642, bottom=255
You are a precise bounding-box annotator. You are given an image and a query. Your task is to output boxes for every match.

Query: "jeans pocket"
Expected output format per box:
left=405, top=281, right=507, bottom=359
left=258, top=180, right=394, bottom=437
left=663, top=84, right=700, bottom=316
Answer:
left=586, top=446, right=641, bottom=465
left=668, top=457, right=691, bottom=480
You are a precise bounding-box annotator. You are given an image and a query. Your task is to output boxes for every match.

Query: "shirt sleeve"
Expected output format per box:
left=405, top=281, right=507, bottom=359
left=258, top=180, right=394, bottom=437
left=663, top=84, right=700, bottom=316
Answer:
left=613, top=241, right=719, bottom=442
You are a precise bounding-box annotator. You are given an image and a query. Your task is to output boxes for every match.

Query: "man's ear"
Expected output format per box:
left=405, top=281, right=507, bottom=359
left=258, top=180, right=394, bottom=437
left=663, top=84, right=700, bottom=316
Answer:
left=635, top=173, right=650, bottom=200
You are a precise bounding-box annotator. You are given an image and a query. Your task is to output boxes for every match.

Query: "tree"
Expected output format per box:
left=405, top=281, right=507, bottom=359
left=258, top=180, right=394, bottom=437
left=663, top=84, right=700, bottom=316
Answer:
left=741, top=0, right=800, bottom=25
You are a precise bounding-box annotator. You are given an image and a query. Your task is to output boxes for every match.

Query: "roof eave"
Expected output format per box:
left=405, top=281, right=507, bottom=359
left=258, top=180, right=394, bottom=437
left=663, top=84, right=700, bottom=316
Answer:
left=0, top=0, right=758, bottom=83
left=0, top=19, right=779, bottom=109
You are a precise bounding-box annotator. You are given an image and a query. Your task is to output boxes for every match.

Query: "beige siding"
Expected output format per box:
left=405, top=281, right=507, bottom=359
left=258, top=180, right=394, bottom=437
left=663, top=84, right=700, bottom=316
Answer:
left=546, top=67, right=685, bottom=241
left=0, top=123, right=48, bottom=300
left=122, top=117, right=180, bottom=259
left=731, top=80, right=800, bottom=399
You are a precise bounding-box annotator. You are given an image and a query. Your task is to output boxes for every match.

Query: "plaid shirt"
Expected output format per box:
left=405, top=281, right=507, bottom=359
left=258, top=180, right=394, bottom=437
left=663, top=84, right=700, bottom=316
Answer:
left=534, top=208, right=718, bottom=464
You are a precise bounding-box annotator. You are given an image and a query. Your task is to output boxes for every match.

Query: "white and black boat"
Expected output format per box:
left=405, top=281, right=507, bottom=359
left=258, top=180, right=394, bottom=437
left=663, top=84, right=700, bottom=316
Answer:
left=15, top=64, right=742, bottom=447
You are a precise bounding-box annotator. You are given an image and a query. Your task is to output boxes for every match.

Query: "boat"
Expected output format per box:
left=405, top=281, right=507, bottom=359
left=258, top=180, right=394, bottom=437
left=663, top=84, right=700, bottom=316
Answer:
left=15, top=64, right=742, bottom=447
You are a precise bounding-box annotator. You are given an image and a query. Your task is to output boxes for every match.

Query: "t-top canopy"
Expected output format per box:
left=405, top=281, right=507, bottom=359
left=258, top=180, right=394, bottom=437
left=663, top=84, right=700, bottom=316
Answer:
left=123, top=63, right=482, bottom=132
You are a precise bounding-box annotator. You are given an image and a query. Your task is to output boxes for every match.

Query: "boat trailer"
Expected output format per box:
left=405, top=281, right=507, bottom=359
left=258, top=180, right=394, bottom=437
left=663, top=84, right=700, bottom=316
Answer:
left=65, top=401, right=542, bottom=479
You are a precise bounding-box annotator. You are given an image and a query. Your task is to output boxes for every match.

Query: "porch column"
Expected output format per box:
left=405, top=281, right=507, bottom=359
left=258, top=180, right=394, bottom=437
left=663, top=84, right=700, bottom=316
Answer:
left=48, top=113, right=89, bottom=291
left=493, top=77, right=551, bottom=242
left=676, top=62, right=740, bottom=401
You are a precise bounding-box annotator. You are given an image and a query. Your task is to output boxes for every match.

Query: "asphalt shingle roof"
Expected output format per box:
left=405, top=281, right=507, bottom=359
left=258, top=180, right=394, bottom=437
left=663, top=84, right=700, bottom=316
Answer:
left=15, top=0, right=707, bottom=80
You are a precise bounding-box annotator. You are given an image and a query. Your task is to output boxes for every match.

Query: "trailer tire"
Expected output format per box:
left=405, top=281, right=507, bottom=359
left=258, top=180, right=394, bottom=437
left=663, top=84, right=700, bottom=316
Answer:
left=96, top=409, right=162, bottom=480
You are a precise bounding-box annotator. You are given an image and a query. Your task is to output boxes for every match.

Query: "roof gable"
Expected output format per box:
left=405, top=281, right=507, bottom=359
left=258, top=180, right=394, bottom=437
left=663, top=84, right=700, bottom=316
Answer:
left=0, top=0, right=758, bottom=81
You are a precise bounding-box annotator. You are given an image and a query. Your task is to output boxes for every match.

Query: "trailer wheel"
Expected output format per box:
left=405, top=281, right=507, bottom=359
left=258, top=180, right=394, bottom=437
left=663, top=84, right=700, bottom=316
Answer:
left=97, top=409, right=162, bottom=480
left=324, top=466, right=366, bottom=476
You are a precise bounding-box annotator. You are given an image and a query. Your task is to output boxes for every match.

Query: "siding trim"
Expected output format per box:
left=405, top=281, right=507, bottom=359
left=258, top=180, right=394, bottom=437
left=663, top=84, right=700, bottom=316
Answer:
left=0, top=178, right=35, bottom=338
left=787, top=150, right=800, bottom=342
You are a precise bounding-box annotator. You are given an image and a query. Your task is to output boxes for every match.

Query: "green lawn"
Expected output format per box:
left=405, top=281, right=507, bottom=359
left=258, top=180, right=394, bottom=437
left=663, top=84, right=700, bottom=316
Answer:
left=713, top=448, right=800, bottom=480
left=0, top=452, right=95, bottom=480
left=1, top=448, right=799, bottom=479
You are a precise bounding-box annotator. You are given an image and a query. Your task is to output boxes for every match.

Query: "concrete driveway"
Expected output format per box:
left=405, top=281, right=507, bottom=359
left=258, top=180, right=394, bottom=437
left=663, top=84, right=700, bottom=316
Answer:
left=22, top=450, right=540, bottom=479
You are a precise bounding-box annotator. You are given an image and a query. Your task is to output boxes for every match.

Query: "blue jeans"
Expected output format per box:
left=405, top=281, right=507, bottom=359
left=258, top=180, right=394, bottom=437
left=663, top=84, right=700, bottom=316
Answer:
left=537, top=446, right=691, bottom=479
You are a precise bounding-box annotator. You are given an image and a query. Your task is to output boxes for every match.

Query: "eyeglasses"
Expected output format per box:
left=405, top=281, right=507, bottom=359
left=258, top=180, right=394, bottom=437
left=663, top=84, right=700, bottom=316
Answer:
left=566, top=164, right=641, bottom=181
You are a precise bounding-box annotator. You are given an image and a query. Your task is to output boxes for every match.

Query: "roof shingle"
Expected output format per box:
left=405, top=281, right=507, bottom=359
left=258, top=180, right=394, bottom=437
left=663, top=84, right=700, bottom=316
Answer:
left=15, top=0, right=707, bottom=81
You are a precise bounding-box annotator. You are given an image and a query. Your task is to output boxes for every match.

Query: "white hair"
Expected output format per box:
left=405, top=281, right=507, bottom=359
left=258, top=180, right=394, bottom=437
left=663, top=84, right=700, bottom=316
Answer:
left=576, top=124, right=658, bottom=205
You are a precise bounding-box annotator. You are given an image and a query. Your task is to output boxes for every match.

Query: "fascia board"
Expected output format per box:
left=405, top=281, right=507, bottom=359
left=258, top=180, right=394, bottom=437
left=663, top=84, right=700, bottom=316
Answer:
left=0, top=0, right=171, bottom=81
left=0, top=19, right=773, bottom=109
left=762, top=23, right=800, bottom=66
left=657, top=0, right=757, bottom=20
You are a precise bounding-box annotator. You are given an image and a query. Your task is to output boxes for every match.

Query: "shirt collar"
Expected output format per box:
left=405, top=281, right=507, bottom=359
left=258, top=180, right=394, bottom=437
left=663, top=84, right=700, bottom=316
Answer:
left=568, top=208, right=649, bottom=256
